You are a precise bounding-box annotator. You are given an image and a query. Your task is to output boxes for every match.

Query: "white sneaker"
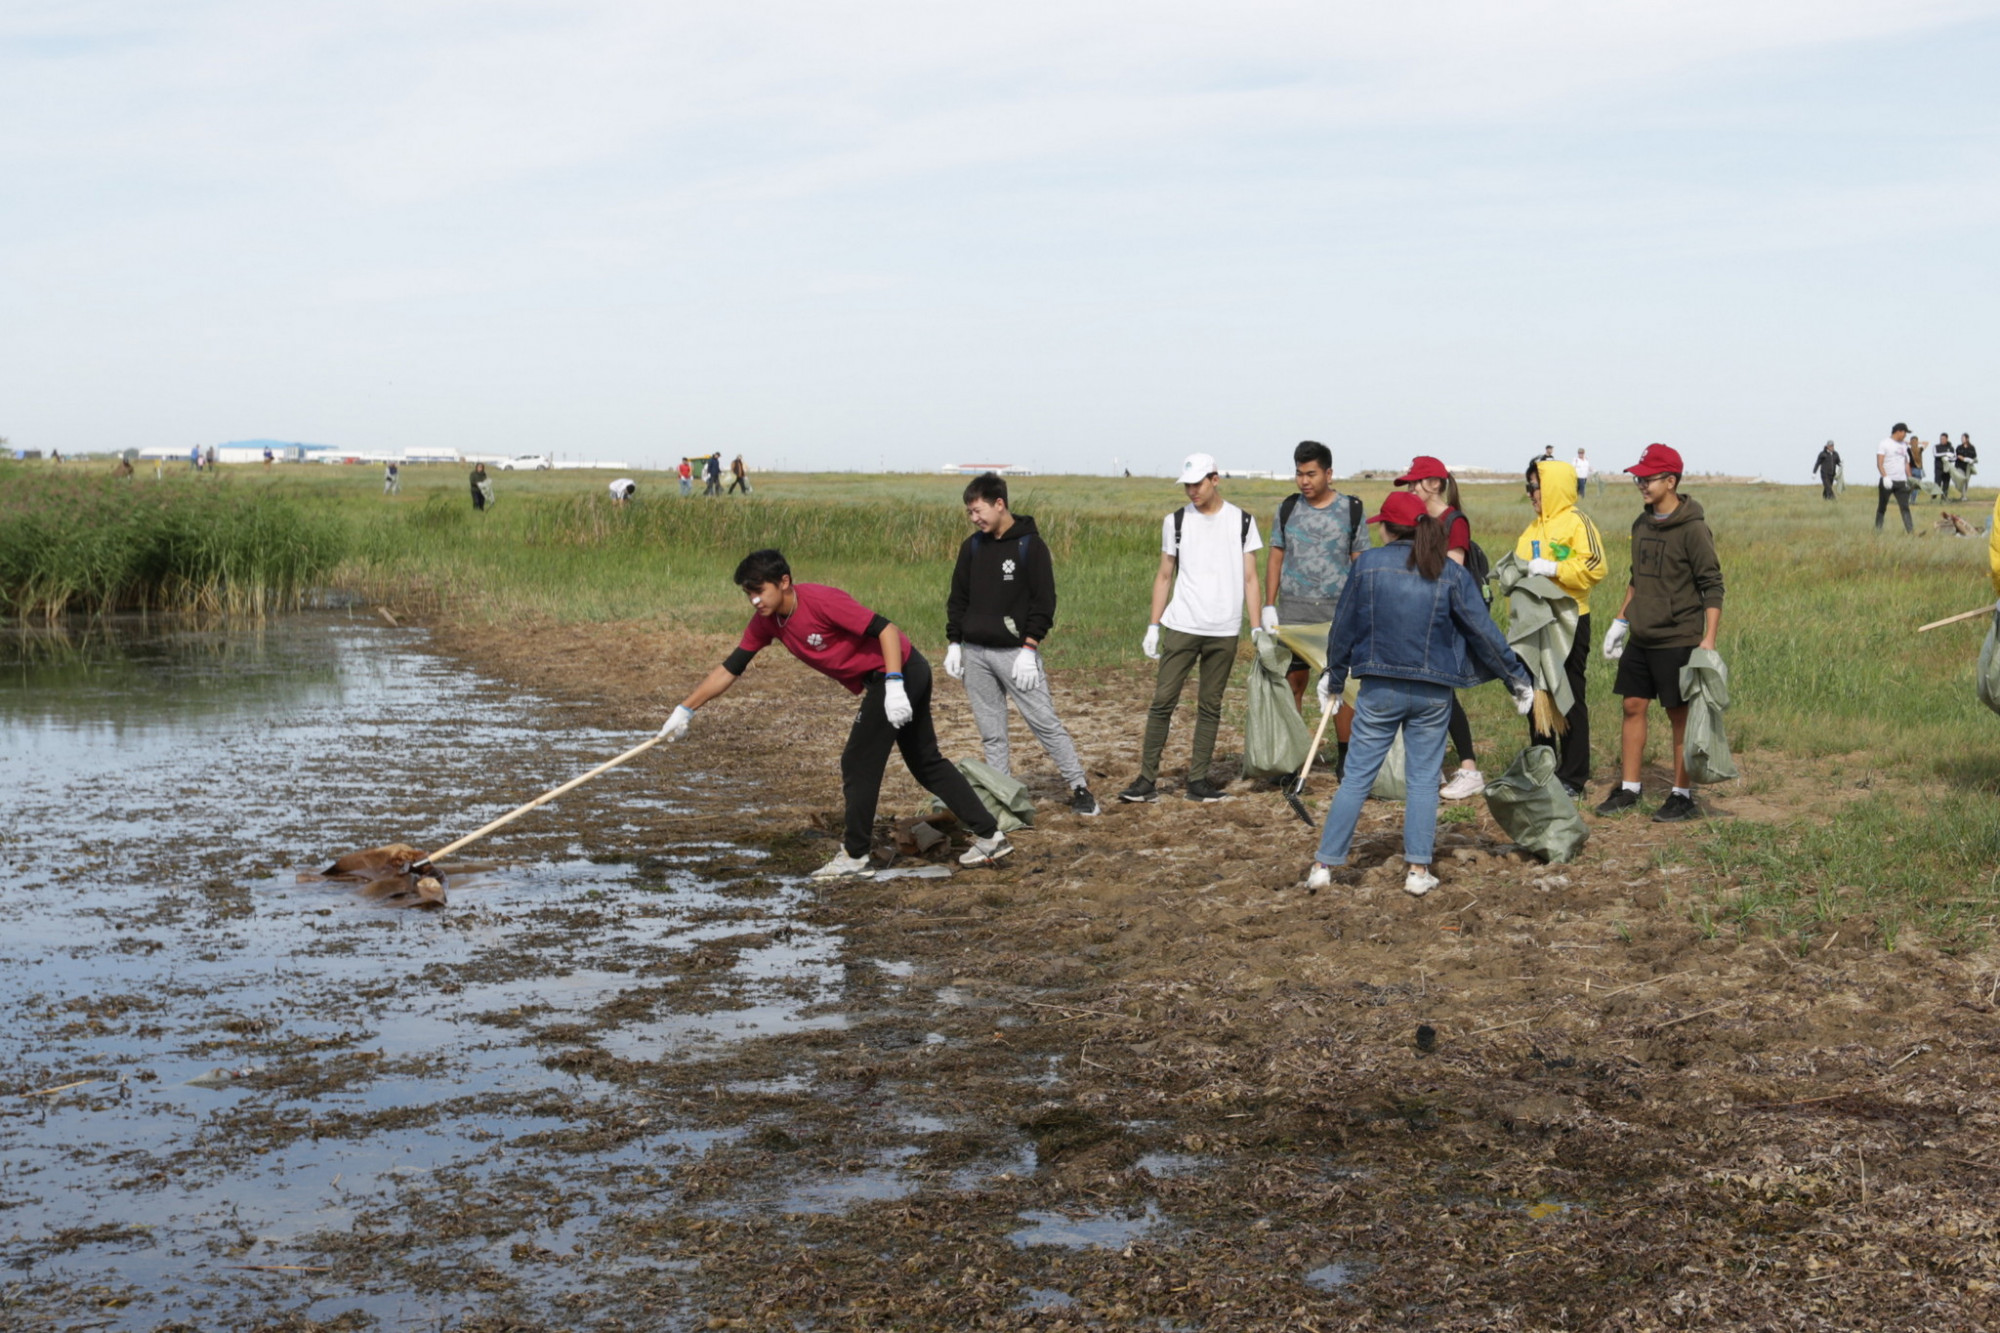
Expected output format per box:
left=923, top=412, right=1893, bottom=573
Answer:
left=1439, top=768, right=1486, bottom=801
left=1404, top=866, right=1439, bottom=897
left=811, top=850, right=875, bottom=880
left=1305, top=863, right=1334, bottom=891
left=958, top=832, right=1014, bottom=867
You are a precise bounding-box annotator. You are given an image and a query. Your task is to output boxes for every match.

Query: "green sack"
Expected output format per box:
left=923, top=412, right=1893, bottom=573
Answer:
left=1678, top=647, right=1738, bottom=784
left=930, top=758, right=1037, bottom=832
left=1243, top=629, right=1311, bottom=780
left=1483, top=745, right=1589, bottom=863
left=1370, top=727, right=1408, bottom=801
left=1978, top=612, right=2000, bottom=716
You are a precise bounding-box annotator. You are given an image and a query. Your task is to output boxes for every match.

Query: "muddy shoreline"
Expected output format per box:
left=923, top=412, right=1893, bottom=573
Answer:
left=9, top=613, right=1997, bottom=1331
left=408, top=616, right=2000, bottom=1330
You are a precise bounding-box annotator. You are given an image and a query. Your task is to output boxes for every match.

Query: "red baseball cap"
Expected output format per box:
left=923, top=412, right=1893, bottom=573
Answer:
left=1368, top=490, right=1430, bottom=527
left=1626, top=443, right=1682, bottom=477
left=1395, top=455, right=1451, bottom=484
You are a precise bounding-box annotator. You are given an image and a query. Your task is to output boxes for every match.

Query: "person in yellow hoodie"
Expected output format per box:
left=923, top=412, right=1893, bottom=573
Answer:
left=1519, top=460, right=1608, bottom=794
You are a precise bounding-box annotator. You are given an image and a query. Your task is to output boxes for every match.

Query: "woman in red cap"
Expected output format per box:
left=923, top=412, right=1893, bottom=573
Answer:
left=1395, top=456, right=1487, bottom=800
left=1308, top=491, right=1534, bottom=896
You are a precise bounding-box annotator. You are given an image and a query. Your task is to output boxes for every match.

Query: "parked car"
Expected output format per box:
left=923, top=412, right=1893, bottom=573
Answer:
left=499, top=454, right=552, bottom=471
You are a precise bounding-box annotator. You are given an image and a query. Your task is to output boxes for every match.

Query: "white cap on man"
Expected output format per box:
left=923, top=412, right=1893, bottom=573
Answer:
left=1177, top=452, right=1219, bottom=484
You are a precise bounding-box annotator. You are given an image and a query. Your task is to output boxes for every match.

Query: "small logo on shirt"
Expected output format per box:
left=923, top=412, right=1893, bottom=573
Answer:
left=1001, top=558, right=1016, bottom=580
left=806, top=632, right=825, bottom=648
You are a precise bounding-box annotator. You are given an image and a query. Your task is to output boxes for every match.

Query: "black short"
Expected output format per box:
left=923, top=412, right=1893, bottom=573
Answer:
left=1613, top=643, right=1696, bottom=709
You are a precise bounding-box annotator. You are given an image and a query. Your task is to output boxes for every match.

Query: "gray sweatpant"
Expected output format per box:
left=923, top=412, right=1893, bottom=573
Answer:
left=961, top=644, right=1089, bottom=790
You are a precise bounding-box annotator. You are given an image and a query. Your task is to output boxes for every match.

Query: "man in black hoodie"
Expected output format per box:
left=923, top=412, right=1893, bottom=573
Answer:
left=944, top=473, right=1099, bottom=815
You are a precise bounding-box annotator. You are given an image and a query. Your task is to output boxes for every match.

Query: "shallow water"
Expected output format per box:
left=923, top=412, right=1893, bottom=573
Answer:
left=0, top=616, right=852, bottom=1327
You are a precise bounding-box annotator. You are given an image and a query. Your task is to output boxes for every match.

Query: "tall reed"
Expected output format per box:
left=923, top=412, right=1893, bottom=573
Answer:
left=0, top=468, right=348, bottom=618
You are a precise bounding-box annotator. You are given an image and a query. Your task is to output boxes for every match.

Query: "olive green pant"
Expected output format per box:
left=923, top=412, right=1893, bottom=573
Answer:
left=1139, top=627, right=1239, bottom=783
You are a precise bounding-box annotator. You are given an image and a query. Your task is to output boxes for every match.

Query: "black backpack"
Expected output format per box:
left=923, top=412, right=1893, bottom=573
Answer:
left=1436, top=505, right=1494, bottom=606
left=1169, top=504, right=1253, bottom=563
left=1276, top=490, right=1365, bottom=551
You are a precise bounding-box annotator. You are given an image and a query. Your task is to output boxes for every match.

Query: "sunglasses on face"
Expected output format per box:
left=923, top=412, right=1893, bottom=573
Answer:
left=1634, top=474, right=1668, bottom=487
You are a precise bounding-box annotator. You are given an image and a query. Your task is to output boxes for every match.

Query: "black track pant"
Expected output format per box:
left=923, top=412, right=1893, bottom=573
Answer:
left=841, top=653, right=998, bottom=858
left=1528, top=611, right=1591, bottom=791
left=1447, top=695, right=1474, bottom=768
left=1875, top=481, right=1912, bottom=533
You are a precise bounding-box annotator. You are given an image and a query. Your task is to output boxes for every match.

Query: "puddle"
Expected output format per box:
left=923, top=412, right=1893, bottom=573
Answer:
left=1008, top=1200, right=1166, bottom=1249
left=1016, top=1287, right=1078, bottom=1311
left=1304, top=1259, right=1374, bottom=1291
left=0, top=617, right=858, bottom=1328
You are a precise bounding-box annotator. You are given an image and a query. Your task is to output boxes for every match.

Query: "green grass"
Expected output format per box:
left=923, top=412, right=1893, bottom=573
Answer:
left=11, top=458, right=2000, bottom=946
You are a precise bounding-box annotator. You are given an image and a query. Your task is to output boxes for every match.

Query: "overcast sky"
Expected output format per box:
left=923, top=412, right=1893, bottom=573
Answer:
left=4, top=1, right=1996, bottom=476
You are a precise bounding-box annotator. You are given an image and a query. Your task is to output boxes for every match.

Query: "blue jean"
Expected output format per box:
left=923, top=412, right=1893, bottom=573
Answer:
left=1314, top=676, right=1454, bottom=868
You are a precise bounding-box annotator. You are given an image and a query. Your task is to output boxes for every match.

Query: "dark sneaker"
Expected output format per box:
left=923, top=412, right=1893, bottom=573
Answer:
left=1652, top=792, right=1702, bottom=823
left=1595, top=786, right=1641, bottom=815
left=1184, top=778, right=1227, bottom=803
left=1117, top=777, right=1158, bottom=804
left=1070, top=786, right=1102, bottom=816
left=1561, top=782, right=1586, bottom=800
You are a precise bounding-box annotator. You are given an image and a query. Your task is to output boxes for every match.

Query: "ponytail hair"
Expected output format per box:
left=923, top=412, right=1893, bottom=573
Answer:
left=1383, top=518, right=1449, bottom=580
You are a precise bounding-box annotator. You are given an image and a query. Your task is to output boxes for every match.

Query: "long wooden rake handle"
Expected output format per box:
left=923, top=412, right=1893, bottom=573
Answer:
left=420, top=733, right=665, bottom=866
left=1918, top=606, right=1997, bottom=632
left=1294, top=701, right=1339, bottom=798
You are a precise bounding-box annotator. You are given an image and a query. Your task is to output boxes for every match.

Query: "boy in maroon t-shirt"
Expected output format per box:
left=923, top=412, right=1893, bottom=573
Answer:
left=658, top=548, right=1009, bottom=879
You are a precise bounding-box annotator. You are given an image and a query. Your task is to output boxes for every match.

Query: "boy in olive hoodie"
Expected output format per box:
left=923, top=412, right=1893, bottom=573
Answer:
left=1518, top=460, right=1607, bottom=794
left=1595, top=444, right=1724, bottom=823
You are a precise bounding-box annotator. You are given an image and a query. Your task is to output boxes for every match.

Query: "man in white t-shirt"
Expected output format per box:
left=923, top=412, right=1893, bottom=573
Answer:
left=1876, top=423, right=1914, bottom=534
left=1120, top=453, right=1263, bottom=804
left=1572, top=449, right=1594, bottom=495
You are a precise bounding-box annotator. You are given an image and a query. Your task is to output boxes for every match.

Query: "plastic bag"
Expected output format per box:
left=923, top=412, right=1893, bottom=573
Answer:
left=930, top=758, right=1037, bottom=832
left=1678, top=648, right=1739, bottom=783
left=1978, top=612, right=2000, bottom=716
left=1483, top=745, right=1589, bottom=863
left=1370, top=728, right=1408, bottom=801
left=1243, top=629, right=1311, bottom=780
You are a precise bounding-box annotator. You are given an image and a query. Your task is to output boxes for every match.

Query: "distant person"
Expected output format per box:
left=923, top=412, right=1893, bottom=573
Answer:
left=383, top=461, right=400, bottom=496
left=943, top=472, right=1098, bottom=815
left=50, top=449, right=61, bottom=465
left=1397, top=456, right=1488, bottom=801
left=1597, top=444, right=1724, bottom=823
left=205, top=445, right=217, bottom=470
left=728, top=454, right=751, bottom=495
left=471, top=461, right=492, bottom=512
left=1935, top=432, right=1955, bottom=500
left=678, top=458, right=693, bottom=497
left=1813, top=441, right=1841, bottom=500
left=1955, top=433, right=1978, bottom=501
left=1572, top=448, right=1593, bottom=495
left=1876, top=423, right=1914, bottom=534
left=704, top=452, right=723, bottom=497
left=609, top=477, right=637, bottom=504
left=1261, top=440, right=1368, bottom=773
left=112, top=457, right=134, bottom=479
left=1119, top=453, right=1263, bottom=804
left=263, top=447, right=274, bottom=467
left=189, top=444, right=201, bottom=471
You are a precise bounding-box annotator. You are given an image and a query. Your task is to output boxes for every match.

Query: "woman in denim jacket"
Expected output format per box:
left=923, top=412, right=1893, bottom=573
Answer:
left=1307, top=492, right=1535, bottom=898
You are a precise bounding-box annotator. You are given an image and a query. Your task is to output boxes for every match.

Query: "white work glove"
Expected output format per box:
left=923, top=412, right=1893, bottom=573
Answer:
left=1602, top=618, right=1630, bottom=660
left=658, top=704, right=693, bottom=742
left=1511, top=681, right=1537, bottom=716
left=1316, top=672, right=1338, bottom=712
left=1142, top=624, right=1161, bottom=659
left=1528, top=557, right=1559, bottom=578
left=883, top=675, right=913, bottom=729
left=943, top=643, right=964, bottom=679
left=1010, top=646, right=1042, bottom=691
left=1260, top=605, right=1280, bottom=632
